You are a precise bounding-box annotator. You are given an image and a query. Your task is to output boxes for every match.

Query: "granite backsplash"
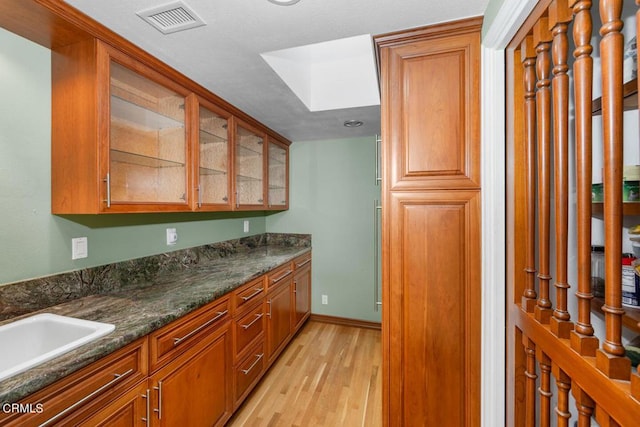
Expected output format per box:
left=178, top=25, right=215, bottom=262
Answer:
left=0, top=233, right=310, bottom=320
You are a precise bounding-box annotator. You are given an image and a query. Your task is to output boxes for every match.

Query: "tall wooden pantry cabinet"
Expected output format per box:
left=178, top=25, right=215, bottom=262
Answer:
left=375, top=17, right=482, bottom=426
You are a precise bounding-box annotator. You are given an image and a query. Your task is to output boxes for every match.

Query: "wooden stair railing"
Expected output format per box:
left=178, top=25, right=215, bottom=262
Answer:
left=507, top=0, right=640, bottom=425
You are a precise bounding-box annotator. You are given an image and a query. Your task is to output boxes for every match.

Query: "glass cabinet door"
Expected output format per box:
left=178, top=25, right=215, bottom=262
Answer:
left=268, top=139, right=288, bottom=209
left=235, top=122, right=265, bottom=208
left=108, top=60, right=188, bottom=207
left=196, top=101, right=231, bottom=209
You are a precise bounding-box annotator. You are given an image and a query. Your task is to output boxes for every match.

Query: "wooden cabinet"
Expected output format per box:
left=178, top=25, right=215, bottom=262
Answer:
left=266, top=265, right=294, bottom=364
left=50, top=38, right=289, bottom=215
left=293, top=252, right=312, bottom=331
left=0, top=338, right=148, bottom=426
left=375, top=17, right=482, bottom=427
left=149, top=321, right=232, bottom=427
left=75, top=381, right=149, bottom=427
left=191, top=95, right=233, bottom=211
left=267, top=137, right=289, bottom=210
left=52, top=39, right=193, bottom=214
left=235, top=119, right=266, bottom=210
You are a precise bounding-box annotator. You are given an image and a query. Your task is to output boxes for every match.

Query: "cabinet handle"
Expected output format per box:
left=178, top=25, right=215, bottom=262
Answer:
left=375, top=135, right=382, bottom=185
left=172, top=310, right=228, bottom=346
left=241, top=313, right=264, bottom=330
left=241, top=287, right=264, bottom=302
left=295, top=258, right=311, bottom=268
left=197, top=184, right=202, bottom=208
left=241, top=353, right=264, bottom=375
left=153, top=381, right=163, bottom=420
left=236, top=190, right=239, bottom=208
left=293, top=280, right=297, bottom=294
left=374, top=200, right=382, bottom=312
left=103, top=173, right=111, bottom=208
left=39, top=368, right=134, bottom=427
left=271, top=269, right=292, bottom=284
left=267, top=299, right=272, bottom=318
left=141, top=388, right=150, bottom=427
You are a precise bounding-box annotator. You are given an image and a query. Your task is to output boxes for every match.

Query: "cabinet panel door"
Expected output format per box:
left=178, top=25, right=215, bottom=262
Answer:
left=266, top=280, right=293, bottom=364
left=293, top=264, right=311, bottom=331
left=151, top=323, right=232, bottom=427
left=235, top=119, right=266, bottom=210
left=380, top=30, right=480, bottom=190
left=76, top=381, right=148, bottom=427
left=385, top=191, right=480, bottom=426
left=267, top=137, right=289, bottom=210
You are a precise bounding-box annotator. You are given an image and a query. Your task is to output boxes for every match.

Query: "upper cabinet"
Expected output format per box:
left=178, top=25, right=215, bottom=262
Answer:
left=235, top=120, right=266, bottom=210
left=50, top=38, right=289, bottom=214
left=192, top=95, right=233, bottom=211
left=267, top=137, right=289, bottom=210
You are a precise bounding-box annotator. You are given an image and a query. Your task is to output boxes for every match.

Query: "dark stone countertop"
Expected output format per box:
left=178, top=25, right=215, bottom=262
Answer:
left=0, top=244, right=310, bottom=404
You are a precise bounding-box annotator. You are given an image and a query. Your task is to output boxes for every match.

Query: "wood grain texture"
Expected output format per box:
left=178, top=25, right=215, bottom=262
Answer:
left=227, top=321, right=382, bottom=427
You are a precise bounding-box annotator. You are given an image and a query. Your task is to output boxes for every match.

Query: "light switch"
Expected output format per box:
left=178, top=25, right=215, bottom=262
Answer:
left=72, top=237, right=88, bottom=260
left=166, top=228, right=178, bottom=245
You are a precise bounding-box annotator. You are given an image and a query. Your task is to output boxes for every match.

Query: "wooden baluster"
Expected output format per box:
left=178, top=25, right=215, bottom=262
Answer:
left=549, top=0, right=575, bottom=338
left=534, top=17, right=554, bottom=324
left=536, top=350, right=552, bottom=427
left=522, top=35, right=538, bottom=313
left=569, top=0, right=600, bottom=357
left=523, top=335, right=537, bottom=427
left=572, top=387, right=594, bottom=427
left=552, top=363, right=571, bottom=427
left=596, top=0, right=631, bottom=380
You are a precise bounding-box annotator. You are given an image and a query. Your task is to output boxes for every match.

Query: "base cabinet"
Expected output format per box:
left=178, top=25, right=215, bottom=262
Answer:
left=3, top=254, right=311, bottom=427
left=149, top=321, right=232, bottom=427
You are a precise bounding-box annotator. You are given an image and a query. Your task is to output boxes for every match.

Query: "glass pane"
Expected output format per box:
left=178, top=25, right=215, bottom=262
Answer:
left=268, top=142, right=287, bottom=207
left=109, top=61, right=186, bottom=204
left=236, top=125, right=264, bottom=206
left=199, top=106, right=229, bottom=205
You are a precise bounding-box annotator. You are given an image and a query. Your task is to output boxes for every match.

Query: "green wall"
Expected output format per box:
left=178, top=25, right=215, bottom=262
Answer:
left=0, top=28, right=265, bottom=285
left=267, top=137, right=381, bottom=323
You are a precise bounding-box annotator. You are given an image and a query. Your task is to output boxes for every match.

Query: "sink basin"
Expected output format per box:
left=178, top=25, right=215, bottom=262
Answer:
left=0, top=313, right=115, bottom=382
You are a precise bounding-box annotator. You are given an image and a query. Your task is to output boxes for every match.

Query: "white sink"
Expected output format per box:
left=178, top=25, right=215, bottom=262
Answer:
left=0, top=313, right=115, bottom=382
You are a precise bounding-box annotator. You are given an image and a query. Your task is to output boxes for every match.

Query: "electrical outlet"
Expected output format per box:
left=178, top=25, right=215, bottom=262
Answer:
left=72, top=237, right=88, bottom=260
left=322, top=294, right=328, bottom=305
left=243, top=220, right=250, bottom=233
left=166, top=228, right=178, bottom=245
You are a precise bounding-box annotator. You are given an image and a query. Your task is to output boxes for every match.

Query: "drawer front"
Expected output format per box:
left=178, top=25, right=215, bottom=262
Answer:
left=266, top=263, right=294, bottom=292
left=1, top=338, right=148, bottom=427
left=232, top=276, right=265, bottom=315
left=234, top=302, right=265, bottom=359
left=293, top=252, right=312, bottom=270
left=150, top=297, right=230, bottom=371
left=234, top=340, right=266, bottom=408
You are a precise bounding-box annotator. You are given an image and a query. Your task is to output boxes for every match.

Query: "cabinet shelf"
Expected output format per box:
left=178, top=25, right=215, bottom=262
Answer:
left=237, top=174, right=262, bottom=183
left=110, top=149, right=185, bottom=168
left=592, top=202, right=640, bottom=217
left=199, top=167, right=227, bottom=176
left=111, top=95, right=184, bottom=130
left=237, top=144, right=263, bottom=157
left=199, top=129, right=227, bottom=144
left=592, top=78, right=638, bottom=116
left=591, top=297, right=640, bottom=334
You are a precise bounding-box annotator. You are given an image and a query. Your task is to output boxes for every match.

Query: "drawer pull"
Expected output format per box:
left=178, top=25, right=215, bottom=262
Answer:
left=241, top=313, right=264, bottom=330
left=241, top=353, right=264, bottom=375
left=39, top=368, right=134, bottom=427
left=241, top=287, right=264, bottom=302
left=271, top=269, right=292, bottom=284
left=173, top=310, right=228, bottom=346
left=295, top=258, right=311, bottom=268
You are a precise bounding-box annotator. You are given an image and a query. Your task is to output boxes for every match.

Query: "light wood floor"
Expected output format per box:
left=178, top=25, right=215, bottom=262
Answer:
left=227, top=320, right=382, bottom=427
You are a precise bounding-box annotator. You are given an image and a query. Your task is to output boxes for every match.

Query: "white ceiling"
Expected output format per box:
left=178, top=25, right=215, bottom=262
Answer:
left=65, top=0, right=489, bottom=142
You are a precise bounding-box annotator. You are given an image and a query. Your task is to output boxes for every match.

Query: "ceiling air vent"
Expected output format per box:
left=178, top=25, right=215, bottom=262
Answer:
left=137, top=1, right=206, bottom=35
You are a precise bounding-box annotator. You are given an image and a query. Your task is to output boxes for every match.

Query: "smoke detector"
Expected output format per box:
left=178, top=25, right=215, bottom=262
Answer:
left=137, top=1, right=206, bottom=35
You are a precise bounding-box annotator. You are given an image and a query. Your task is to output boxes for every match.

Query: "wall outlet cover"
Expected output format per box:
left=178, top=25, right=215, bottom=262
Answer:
left=243, top=220, right=250, bottom=233
left=72, top=237, right=88, bottom=260
left=166, top=228, right=178, bottom=245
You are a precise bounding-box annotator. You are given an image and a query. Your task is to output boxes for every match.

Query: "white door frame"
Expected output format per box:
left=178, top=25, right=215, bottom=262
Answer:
left=480, top=1, right=539, bottom=426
